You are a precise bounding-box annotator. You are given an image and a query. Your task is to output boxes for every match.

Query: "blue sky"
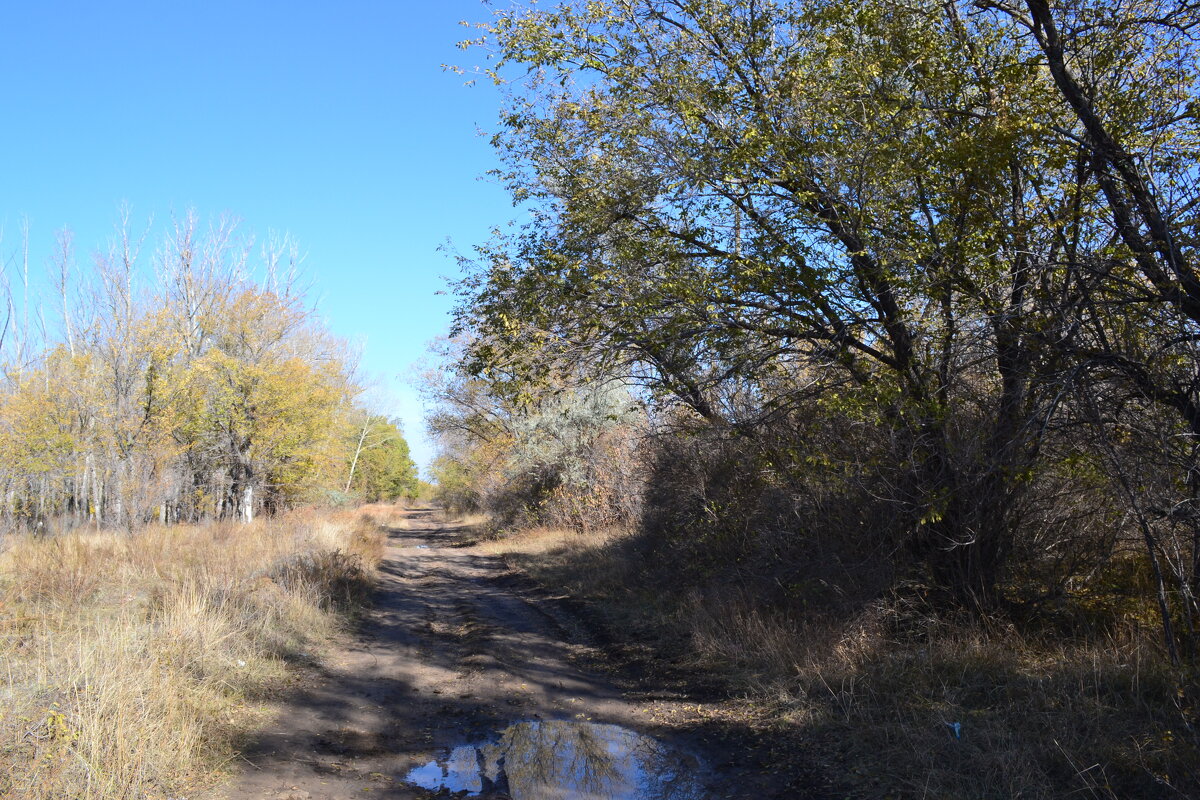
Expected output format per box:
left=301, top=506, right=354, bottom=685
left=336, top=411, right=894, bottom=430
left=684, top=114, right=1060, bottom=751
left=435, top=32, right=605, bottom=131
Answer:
left=0, top=1, right=514, bottom=474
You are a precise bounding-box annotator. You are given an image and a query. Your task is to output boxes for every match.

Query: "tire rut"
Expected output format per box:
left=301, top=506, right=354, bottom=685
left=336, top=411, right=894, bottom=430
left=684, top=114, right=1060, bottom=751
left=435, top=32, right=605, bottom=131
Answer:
left=203, top=509, right=723, bottom=800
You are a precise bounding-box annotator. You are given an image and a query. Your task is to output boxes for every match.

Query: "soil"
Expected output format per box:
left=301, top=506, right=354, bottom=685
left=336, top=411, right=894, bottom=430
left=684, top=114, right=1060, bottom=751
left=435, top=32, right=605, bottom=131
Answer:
left=205, top=508, right=836, bottom=800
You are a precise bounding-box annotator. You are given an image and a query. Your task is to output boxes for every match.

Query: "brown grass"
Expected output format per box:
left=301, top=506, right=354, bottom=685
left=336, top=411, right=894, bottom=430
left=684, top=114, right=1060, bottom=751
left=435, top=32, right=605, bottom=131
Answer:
left=443, top=511, right=491, bottom=532
left=486, top=525, right=1200, bottom=799
left=0, top=507, right=390, bottom=800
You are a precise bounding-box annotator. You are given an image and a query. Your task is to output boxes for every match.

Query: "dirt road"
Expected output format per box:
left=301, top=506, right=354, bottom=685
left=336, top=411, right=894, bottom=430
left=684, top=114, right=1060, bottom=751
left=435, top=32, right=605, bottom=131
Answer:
left=204, top=509, right=721, bottom=799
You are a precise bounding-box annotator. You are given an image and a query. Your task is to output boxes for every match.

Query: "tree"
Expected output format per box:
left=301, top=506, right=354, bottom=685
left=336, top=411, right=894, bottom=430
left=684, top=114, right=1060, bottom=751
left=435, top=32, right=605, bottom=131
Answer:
left=175, top=287, right=352, bottom=521
left=0, top=211, right=373, bottom=530
left=345, top=415, right=418, bottom=502
left=967, top=0, right=1200, bottom=659
left=454, top=0, right=1107, bottom=606
left=425, top=334, right=645, bottom=529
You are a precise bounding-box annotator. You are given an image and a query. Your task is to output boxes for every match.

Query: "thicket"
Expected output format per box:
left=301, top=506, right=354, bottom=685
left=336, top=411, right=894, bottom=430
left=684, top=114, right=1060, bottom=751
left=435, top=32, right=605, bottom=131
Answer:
left=0, top=212, right=417, bottom=530
left=426, top=355, right=645, bottom=531
left=431, top=0, right=1200, bottom=794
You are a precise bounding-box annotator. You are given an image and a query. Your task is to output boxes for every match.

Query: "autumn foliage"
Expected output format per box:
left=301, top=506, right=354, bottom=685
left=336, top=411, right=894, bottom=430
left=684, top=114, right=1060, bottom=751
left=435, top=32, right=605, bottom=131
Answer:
left=0, top=213, right=416, bottom=530
left=435, top=1, right=1200, bottom=795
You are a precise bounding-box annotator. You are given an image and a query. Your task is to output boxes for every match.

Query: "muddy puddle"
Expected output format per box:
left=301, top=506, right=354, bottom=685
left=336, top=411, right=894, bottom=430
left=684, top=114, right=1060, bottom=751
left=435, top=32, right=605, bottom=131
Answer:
left=404, top=719, right=705, bottom=799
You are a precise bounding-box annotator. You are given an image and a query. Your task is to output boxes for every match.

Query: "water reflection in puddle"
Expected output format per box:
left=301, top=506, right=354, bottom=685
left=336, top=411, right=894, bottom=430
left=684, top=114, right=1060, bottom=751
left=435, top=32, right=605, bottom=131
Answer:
left=404, top=719, right=705, bottom=799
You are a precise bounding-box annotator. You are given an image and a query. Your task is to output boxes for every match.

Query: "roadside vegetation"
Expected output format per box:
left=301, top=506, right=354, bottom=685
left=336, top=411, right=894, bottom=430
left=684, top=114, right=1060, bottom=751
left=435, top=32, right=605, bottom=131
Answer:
left=0, top=213, right=419, bottom=798
left=0, top=506, right=397, bottom=800
left=431, top=1, right=1200, bottom=796
left=0, top=211, right=418, bottom=529
left=479, top=524, right=1193, bottom=798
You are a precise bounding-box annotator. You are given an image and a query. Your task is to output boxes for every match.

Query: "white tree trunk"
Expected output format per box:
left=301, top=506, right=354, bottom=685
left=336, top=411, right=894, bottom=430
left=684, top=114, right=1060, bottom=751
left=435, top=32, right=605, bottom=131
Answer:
left=242, top=484, right=254, bottom=524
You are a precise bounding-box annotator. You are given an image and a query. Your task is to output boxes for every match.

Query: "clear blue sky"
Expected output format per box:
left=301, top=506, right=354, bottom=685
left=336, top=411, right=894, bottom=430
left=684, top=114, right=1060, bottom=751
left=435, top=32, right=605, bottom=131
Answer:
left=0, top=1, right=513, bottom=474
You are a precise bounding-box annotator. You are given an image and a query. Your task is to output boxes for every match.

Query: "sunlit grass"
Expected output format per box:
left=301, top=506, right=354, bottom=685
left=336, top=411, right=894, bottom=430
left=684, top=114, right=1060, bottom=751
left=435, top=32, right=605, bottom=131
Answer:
left=0, top=507, right=389, bottom=800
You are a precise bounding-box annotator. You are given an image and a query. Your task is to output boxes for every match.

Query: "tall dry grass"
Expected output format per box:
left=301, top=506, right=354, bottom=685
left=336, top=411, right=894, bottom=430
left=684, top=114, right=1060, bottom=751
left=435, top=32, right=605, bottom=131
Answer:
left=0, top=508, right=388, bottom=800
left=488, top=525, right=1200, bottom=799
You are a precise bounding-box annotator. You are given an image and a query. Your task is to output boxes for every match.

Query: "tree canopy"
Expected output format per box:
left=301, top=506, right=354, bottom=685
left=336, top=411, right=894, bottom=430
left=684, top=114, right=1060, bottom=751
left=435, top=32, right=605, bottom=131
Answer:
left=446, top=0, right=1200, bottom=635
left=0, top=213, right=417, bottom=528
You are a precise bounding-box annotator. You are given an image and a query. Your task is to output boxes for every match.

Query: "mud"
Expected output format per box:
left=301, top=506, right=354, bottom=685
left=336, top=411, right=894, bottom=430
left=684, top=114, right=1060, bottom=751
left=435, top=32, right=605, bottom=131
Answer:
left=404, top=719, right=705, bottom=799
left=206, top=509, right=824, bottom=800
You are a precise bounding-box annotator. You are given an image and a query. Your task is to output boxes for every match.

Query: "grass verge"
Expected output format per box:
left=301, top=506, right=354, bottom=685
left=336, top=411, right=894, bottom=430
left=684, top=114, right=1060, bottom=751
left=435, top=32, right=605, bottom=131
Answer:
left=480, top=525, right=1200, bottom=799
left=0, top=508, right=389, bottom=800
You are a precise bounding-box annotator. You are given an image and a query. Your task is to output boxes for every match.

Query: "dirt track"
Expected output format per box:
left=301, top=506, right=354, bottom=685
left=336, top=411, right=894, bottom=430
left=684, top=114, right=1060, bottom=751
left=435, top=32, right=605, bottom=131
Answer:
left=208, top=508, right=823, bottom=800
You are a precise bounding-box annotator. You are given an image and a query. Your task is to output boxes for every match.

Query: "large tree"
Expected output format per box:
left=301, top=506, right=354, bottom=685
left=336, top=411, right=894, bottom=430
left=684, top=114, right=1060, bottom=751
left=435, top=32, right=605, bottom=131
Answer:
left=0, top=213, right=384, bottom=529
left=455, top=0, right=1111, bottom=606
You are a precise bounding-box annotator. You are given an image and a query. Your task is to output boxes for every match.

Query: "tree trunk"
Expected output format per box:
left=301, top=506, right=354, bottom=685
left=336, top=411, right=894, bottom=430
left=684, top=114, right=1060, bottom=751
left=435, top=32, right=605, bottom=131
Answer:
left=242, top=484, right=254, bottom=524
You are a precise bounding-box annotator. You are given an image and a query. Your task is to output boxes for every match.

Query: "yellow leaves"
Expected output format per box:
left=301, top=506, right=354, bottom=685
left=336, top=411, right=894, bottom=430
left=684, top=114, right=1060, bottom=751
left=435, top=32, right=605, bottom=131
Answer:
left=0, top=265, right=360, bottom=520
left=175, top=299, right=351, bottom=498
left=43, top=705, right=77, bottom=743
left=0, top=364, right=88, bottom=476
left=918, top=508, right=944, bottom=526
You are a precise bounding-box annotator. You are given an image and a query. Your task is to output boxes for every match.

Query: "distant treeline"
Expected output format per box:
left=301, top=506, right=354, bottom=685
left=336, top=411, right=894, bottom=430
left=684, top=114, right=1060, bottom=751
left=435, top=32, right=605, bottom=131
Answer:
left=0, top=212, right=416, bottom=529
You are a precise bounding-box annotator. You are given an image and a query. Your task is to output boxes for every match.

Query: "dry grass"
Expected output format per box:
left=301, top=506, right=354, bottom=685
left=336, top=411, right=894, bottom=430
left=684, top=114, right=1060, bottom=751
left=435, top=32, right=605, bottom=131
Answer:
left=443, top=511, right=492, bottom=532
left=486, top=525, right=1200, bottom=799
left=0, top=507, right=389, bottom=800
left=473, top=524, right=616, bottom=556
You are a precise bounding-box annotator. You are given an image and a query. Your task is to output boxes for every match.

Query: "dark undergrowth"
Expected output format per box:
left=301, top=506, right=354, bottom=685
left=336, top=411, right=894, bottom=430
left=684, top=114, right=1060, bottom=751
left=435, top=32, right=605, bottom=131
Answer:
left=483, top=520, right=1199, bottom=799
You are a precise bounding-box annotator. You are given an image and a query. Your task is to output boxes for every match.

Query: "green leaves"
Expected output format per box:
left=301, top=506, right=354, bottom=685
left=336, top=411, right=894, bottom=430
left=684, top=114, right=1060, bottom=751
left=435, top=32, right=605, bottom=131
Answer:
left=446, top=0, right=1200, bottom=606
